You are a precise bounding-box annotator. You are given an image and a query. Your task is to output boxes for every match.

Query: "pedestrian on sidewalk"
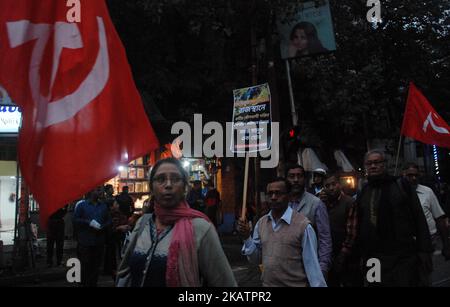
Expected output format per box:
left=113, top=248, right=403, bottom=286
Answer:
left=109, top=200, right=131, bottom=281
left=204, top=180, right=221, bottom=228
left=46, top=206, right=67, bottom=267
left=238, top=177, right=327, bottom=287
left=116, top=186, right=134, bottom=218
left=187, top=180, right=205, bottom=213
left=74, top=186, right=111, bottom=287
left=103, top=184, right=117, bottom=276
left=116, top=158, right=236, bottom=287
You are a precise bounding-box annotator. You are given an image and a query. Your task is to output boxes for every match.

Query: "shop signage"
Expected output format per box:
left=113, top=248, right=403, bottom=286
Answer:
left=0, top=105, right=21, bottom=133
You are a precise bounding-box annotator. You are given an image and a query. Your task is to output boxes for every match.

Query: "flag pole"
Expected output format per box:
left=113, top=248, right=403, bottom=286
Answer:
left=285, top=60, right=298, bottom=126
left=285, top=59, right=303, bottom=165
left=394, top=135, right=403, bottom=176
left=241, top=154, right=250, bottom=220
left=394, top=82, right=410, bottom=176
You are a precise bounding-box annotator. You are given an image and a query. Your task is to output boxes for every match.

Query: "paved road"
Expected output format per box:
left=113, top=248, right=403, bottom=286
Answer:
left=4, top=234, right=450, bottom=287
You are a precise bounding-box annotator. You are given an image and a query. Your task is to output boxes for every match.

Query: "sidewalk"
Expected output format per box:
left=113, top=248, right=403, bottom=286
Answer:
left=0, top=239, right=77, bottom=287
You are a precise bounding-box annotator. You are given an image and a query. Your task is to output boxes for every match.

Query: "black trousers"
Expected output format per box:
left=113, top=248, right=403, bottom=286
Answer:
left=47, top=219, right=65, bottom=265
left=205, top=206, right=218, bottom=228
left=103, top=228, right=114, bottom=275
left=362, top=254, right=428, bottom=287
left=77, top=244, right=104, bottom=287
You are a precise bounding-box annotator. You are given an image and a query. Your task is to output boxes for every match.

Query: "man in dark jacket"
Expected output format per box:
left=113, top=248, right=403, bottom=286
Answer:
left=115, top=186, right=134, bottom=218
left=74, top=186, right=111, bottom=287
left=356, top=149, right=433, bottom=287
left=319, top=173, right=359, bottom=287
left=46, top=206, right=67, bottom=267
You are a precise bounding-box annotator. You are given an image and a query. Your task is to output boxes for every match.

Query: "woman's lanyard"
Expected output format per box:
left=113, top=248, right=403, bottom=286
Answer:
left=140, top=219, right=173, bottom=286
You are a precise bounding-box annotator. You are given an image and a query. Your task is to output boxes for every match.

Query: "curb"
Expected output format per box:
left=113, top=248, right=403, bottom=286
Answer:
left=0, top=268, right=67, bottom=287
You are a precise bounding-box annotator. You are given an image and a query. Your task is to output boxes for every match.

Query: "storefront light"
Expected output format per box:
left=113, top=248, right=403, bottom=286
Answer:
left=183, top=161, right=190, bottom=168
left=118, top=165, right=125, bottom=172
left=341, top=176, right=356, bottom=189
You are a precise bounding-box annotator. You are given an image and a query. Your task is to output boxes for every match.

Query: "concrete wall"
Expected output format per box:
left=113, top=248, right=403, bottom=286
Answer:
left=0, top=176, right=17, bottom=231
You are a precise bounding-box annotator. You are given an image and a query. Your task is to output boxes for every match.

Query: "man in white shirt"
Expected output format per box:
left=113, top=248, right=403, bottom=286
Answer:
left=237, top=177, right=327, bottom=287
left=403, top=162, right=450, bottom=260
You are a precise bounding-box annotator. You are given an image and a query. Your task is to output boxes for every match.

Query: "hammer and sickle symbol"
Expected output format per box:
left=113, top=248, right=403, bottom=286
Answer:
left=6, top=17, right=110, bottom=128
left=423, top=112, right=449, bottom=134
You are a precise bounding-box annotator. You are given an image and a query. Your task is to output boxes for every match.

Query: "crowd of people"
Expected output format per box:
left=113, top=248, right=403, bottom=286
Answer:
left=44, top=150, right=450, bottom=287
left=237, top=149, right=450, bottom=287
left=45, top=160, right=224, bottom=287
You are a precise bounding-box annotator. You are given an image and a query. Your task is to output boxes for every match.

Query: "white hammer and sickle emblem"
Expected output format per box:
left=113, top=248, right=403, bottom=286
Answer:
left=423, top=112, right=449, bottom=134
left=6, top=17, right=110, bottom=128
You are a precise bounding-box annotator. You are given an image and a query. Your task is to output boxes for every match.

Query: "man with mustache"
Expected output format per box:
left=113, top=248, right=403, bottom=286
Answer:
left=319, top=174, right=359, bottom=287
left=286, top=164, right=332, bottom=279
left=402, top=162, right=450, bottom=260
left=238, top=177, right=326, bottom=287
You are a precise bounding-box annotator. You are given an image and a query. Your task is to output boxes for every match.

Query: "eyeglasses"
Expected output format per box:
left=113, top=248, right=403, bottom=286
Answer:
left=364, top=160, right=385, bottom=167
left=153, top=175, right=184, bottom=186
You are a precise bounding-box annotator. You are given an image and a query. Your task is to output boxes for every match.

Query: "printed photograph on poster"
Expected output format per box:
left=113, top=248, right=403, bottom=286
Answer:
left=135, top=182, right=143, bottom=193
left=137, top=168, right=145, bottom=179
left=277, top=0, right=336, bottom=59
left=230, top=83, right=272, bottom=153
left=136, top=157, right=144, bottom=165
left=127, top=183, right=135, bottom=193
left=128, top=167, right=137, bottom=179
left=142, top=182, right=149, bottom=192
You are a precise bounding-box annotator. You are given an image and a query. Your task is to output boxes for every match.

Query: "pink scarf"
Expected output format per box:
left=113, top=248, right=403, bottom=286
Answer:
left=154, top=201, right=210, bottom=287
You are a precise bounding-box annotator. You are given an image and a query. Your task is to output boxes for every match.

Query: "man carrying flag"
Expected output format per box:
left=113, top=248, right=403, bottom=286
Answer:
left=0, top=0, right=159, bottom=228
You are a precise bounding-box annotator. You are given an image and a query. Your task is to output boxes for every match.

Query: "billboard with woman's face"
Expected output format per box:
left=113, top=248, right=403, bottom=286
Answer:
left=278, top=0, right=336, bottom=59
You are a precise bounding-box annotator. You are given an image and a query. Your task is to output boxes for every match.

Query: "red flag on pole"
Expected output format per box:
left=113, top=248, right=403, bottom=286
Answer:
left=0, top=0, right=159, bottom=226
left=401, top=82, right=450, bottom=149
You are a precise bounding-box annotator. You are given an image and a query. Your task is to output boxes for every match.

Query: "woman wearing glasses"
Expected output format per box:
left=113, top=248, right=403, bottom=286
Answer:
left=116, top=158, right=236, bottom=287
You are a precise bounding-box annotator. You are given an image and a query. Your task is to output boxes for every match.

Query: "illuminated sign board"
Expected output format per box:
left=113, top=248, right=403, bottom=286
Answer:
left=0, top=105, right=21, bottom=133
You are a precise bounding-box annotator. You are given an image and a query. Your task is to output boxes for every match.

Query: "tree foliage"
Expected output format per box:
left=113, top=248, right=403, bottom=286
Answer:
left=106, top=0, right=450, bottom=165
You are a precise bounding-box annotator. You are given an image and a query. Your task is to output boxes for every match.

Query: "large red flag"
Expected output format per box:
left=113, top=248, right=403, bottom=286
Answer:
left=401, top=82, right=450, bottom=149
left=0, top=0, right=159, bottom=226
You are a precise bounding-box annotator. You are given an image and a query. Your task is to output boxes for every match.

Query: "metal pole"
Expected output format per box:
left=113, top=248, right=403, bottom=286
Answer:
left=241, top=155, right=250, bottom=220
left=394, top=135, right=403, bottom=176
left=285, top=59, right=303, bottom=165
left=285, top=60, right=298, bottom=126
left=13, top=160, right=19, bottom=248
